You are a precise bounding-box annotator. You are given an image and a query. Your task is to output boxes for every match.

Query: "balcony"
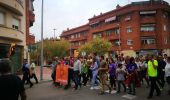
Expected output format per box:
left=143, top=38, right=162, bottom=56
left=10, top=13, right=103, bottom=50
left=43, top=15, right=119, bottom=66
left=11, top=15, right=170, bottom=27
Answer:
left=69, top=36, right=87, bottom=42
left=110, top=46, right=120, bottom=51
left=71, top=45, right=79, bottom=49
left=106, top=35, right=119, bottom=40
left=0, top=0, right=24, bottom=16
left=140, top=31, right=156, bottom=37
left=90, top=23, right=119, bottom=33
left=0, top=26, right=24, bottom=42
left=140, top=17, right=156, bottom=24
left=29, top=11, right=35, bottom=27
left=141, top=44, right=157, bottom=49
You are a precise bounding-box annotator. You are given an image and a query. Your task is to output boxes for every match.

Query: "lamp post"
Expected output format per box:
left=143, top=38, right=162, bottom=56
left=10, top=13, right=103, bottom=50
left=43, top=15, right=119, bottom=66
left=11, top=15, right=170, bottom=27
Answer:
left=117, top=24, right=121, bottom=55
left=53, top=28, right=56, bottom=40
left=40, top=0, right=44, bottom=81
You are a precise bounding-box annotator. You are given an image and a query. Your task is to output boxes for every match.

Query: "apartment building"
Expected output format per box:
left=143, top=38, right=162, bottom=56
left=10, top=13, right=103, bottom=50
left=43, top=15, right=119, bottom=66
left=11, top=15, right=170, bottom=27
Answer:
left=61, top=0, right=170, bottom=57
left=0, top=0, right=35, bottom=72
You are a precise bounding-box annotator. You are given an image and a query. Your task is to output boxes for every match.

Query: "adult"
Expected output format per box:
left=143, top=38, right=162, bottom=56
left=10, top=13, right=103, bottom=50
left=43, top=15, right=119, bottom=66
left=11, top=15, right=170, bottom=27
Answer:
left=22, top=59, right=33, bottom=87
left=165, top=57, right=170, bottom=95
left=90, top=58, right=99, bottom=90
left=0, top=59, right=26, bottom=100
left=108, top=58, right=116, bottom=90
left=157, top=55, right=166, bottom=88
left=147, top=55, right=161, bottom=99
left=73, top=57, right=82, bottom=90
left=98, top=55, right=111, bottom=95
left=30, top=60, right=38, bottom=84
left=126, top=57, right=137, bottom=95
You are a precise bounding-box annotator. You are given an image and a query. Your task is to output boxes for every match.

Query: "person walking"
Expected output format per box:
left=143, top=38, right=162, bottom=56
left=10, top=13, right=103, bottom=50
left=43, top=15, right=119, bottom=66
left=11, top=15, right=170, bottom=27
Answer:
left=22, top=59, right=33, bottom=88
left=108, top=58, right=116, bottom=90
left=0, top=59, right=26, bottom=100
left=73, top=57, right=82, bottom=90
left=90, top=58, right=99, bottom=90
left=116, top=63, right=126, bottom=93
left=126, top=57, right=137, bottom=95
left=157, top=56, right=166, bottom=89
left=30, top=61, right=38, bottom=84
left=165, top=57, right=170, bottom=95
left=147, top=55, right=161, bottom=99
left=81, top=59, right=88, bottom=86
left=98, top=55, right=111, bottom=95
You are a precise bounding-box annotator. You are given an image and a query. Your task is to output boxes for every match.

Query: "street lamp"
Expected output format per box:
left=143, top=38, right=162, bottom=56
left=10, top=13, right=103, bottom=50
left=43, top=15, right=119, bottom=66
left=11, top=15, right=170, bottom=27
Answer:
left=117, top=24, right=121, bottom=54
left=53, top=28, right=56, bottom=40
left=40, top=0, right=44, bottom=81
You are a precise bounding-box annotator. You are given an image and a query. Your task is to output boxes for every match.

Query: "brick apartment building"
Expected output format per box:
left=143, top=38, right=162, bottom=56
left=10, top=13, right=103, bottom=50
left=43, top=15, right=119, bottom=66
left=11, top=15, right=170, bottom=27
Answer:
left=60, top=0, right=170, bottom=57
left=0, top=0, right=35, bottom=72
left=26, top=0, right=35, bottom=45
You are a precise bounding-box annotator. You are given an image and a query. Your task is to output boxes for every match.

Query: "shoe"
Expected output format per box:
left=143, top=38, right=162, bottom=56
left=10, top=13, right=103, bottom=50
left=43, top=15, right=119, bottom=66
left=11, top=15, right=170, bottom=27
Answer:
left=90, top=87, right=94, bottom=90
left=147, top=96, right=152, bottom=99
left=109, top=87, right=112, bottom=93
left=156, top=92, right=161, bottom=96
left=131, top=93, right=136, bottom=95
left=30, top=83, right=33, bottom=88
left=116, top=91, right=120, bottom=94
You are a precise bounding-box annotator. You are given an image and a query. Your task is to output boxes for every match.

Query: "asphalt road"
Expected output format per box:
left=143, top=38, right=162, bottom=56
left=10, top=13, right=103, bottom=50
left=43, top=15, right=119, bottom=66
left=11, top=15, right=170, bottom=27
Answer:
left=25, top=81, right=170, bottom=100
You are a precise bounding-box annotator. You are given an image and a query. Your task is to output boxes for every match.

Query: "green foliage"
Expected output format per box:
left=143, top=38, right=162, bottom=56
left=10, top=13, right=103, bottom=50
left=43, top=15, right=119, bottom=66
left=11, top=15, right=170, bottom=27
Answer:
left=30, top=40, right=69, bottom=61
left=79, top=38, right=112, bottom=55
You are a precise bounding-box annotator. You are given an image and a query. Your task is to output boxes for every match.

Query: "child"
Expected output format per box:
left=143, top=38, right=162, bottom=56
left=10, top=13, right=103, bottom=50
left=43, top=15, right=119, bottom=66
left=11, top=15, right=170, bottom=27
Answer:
left=116, top=63, right=126, bottom=93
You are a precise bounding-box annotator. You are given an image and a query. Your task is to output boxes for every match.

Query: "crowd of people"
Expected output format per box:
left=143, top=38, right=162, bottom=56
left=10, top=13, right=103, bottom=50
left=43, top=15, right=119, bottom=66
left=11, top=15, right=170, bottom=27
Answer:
left=0, top=53, right=170, bottom=100
left=51, top=53, right=170, bottom=99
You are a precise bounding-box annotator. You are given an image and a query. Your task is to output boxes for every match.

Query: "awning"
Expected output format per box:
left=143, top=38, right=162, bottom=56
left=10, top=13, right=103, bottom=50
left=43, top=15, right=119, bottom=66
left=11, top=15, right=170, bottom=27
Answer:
left=105, top=16, right=116, bottom=22
left=89, top=21, right=99, bottom=25
left=140, top=11, right=156, bottom=14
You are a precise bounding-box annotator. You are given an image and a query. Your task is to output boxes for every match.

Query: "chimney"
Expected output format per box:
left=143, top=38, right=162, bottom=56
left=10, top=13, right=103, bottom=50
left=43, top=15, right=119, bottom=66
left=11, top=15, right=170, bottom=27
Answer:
left=116, top=4, right=121, bottom=9
left=67, top=28, right=69, bottom=31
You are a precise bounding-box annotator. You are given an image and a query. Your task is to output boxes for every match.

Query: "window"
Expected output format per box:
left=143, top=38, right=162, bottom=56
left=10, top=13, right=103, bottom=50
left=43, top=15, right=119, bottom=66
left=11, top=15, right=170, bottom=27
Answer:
left=125, top=16, right=131, bottom=21
left=140, top=24, right=155, bottom=32
left=127, top=39, right=133, bottom=45
left=127, top=27, right=132, bottom=33
left=106, top=29, right=114, bottom=36
left=0, top=12, right=5, bottom=25
left=140, top=11, right=156, bottom=15
left=114, top=28, right=120, bottom=35
left=93, top=32, right=102, bottom=38
left=164, top=37, right=168, bottom=44
left=111, top=40, right=120, bottom=46
left=12, top=18, right=20, bottom=30
left=71, top=35, right=74, bottom=39
left=164, top=25, right=167, bottom=31
left=141, top=38, right=155, bottom=45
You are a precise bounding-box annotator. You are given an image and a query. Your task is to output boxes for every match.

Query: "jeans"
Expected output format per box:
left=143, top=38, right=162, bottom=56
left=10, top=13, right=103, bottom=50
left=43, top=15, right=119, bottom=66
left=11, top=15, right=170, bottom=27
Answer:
left=91, top=71, right=99, bottom=87
left=117, top=80, right=126, bottom=92
left=73, top=71, right=81, bottom=89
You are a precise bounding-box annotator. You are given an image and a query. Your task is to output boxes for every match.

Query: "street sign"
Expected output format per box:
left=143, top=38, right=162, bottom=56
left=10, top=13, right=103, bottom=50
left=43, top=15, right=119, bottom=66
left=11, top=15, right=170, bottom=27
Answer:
left=81, top=52, right=86, bottom=56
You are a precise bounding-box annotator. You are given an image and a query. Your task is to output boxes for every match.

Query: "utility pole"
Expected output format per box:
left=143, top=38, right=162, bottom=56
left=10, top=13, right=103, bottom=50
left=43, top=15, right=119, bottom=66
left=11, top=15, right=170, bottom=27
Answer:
left=40, top=0, right=44, bottom=81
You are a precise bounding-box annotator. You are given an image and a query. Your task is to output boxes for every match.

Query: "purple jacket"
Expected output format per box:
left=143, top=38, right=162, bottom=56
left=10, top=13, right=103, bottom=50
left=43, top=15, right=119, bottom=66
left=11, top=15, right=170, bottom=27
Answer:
left=109, top=63, right=116, bottom=76
left=127, top=63, right=137, bottom=74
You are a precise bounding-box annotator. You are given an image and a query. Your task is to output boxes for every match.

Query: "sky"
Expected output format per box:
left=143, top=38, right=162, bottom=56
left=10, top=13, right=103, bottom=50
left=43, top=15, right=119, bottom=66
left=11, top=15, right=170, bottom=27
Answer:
left=30, top=0, right=170, bottom=41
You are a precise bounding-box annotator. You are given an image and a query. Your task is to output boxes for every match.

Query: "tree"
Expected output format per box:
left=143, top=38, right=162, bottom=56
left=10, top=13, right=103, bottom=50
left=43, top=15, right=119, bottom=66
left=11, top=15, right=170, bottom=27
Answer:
left=79, top=38, right=112, bottom=55
left=30, top=39, right=70, bottom=62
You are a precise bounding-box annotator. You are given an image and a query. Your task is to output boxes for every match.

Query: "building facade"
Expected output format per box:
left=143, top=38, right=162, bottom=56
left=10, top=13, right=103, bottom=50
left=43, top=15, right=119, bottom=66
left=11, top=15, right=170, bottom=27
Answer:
left=0, top=0, right=35, bottom=73
left=61, top=0, right=170, bottom=57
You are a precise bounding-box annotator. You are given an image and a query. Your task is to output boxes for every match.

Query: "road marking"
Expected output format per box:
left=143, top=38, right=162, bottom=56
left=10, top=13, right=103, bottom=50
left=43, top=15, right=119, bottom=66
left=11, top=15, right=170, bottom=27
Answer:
left=122, top=94, right=137, bottom=100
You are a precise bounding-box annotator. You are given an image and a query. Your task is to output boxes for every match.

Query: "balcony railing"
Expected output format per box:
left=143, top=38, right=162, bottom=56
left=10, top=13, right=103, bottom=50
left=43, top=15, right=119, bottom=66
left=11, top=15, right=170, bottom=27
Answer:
left=141, top=44, right=157, bottom=49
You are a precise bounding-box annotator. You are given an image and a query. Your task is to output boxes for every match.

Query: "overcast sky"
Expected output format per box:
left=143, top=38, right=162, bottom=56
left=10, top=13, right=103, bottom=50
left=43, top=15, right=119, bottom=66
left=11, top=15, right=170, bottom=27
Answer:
left=30, top=0, right=170, bottom=41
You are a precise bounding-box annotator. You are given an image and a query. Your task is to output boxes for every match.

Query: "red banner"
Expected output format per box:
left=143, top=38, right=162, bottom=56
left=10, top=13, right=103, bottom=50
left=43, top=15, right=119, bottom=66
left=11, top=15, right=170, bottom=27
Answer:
left=55, top=64, right=68, bottom=85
